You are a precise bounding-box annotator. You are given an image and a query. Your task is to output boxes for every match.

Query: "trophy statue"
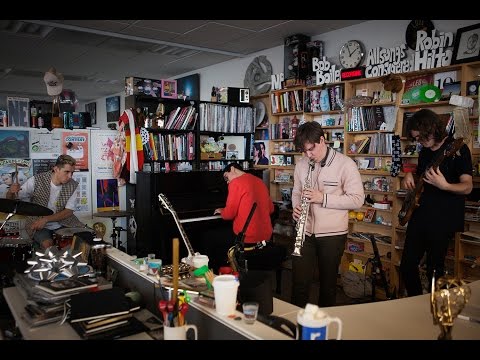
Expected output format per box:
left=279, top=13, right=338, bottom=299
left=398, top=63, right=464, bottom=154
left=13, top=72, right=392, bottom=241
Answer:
left=154, top=103, right=165, bottom=128
left=430, top=271, right=471, bottom=340
left=93, top=222, right=107, bottom=240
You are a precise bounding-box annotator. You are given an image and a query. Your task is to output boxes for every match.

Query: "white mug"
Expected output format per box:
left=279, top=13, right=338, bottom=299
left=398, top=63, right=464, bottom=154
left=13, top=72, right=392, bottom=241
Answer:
left=163, top=324, right=198, bottom=340
left=297, top=309, right=342, bottom=340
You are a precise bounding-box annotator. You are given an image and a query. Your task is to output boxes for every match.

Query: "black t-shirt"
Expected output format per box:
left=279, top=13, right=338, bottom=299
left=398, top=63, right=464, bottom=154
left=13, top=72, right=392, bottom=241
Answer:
left=414, top=139, right=473, bottom=232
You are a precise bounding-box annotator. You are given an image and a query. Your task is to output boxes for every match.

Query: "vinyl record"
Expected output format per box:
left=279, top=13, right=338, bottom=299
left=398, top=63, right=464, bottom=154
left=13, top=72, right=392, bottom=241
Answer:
left=418, top=84, right=441, bottom=103
left=254, top=101, right=266, bottom=127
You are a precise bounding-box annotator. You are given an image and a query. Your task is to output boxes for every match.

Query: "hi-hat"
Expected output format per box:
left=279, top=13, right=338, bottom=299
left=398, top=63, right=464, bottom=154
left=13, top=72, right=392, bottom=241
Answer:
left=93, top=210, right=133, bottom=218
left=0, top=198, right=53, bottom=216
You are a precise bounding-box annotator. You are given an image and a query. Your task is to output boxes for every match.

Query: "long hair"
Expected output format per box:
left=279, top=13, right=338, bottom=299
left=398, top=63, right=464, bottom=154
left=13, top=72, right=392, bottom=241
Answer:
left=407, top=109, right=447, bottom=142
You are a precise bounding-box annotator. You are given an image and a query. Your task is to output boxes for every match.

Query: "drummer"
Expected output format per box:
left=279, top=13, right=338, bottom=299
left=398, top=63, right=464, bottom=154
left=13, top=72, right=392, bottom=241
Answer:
left=5, top=154, right=86, bottom=250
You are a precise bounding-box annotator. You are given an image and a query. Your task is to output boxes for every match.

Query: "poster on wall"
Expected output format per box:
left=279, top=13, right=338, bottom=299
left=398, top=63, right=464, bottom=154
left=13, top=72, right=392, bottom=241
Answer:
left=91, top=131, right=116, bottom=177
left=73, top=171, right=91, bottom=215
left=0, top=159, right=32, bottom=198
left=7, top=97, right=29, bottom=127
left=85, top=102, right=97, bottom=125
left=106, top=96, right=120, bottom=123
left=62, top=131, right=89, bottom=171
left=30, top=131, right=61, bottom=159
left=0, top=130, right=30, bottom=158
left=32, top=159, right=57, bottom=175
left=96, top=178, right=119, bottom=212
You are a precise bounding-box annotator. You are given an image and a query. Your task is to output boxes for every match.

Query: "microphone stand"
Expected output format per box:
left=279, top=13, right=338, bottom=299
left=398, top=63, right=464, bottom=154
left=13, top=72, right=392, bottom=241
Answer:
left=366, top=234, right=394, bottom=301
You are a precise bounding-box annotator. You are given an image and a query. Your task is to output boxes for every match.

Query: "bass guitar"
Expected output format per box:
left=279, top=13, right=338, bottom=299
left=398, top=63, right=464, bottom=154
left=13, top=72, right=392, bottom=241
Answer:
left=398, top=137, right=464, bottom=226
left=158, top=193, right=200, bottom=266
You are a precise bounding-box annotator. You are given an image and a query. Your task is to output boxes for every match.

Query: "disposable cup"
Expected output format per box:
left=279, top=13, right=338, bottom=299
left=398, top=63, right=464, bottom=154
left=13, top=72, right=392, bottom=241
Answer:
left=212, top=274, right=239, bottom=316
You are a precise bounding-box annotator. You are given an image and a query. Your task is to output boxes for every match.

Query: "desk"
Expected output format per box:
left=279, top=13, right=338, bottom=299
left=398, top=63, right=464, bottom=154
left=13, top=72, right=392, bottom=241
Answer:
left=2, top=286, right=153, bottom=340
left=106, top=247, right=293, bottom=340
left=279, top=281, right=480, bottom=340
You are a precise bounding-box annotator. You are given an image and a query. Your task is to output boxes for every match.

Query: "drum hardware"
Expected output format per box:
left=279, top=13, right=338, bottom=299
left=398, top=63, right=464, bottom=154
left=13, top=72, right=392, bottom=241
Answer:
left=0, top=199, right=54, bottom=231
left=93, top=210, right=132, bottom=250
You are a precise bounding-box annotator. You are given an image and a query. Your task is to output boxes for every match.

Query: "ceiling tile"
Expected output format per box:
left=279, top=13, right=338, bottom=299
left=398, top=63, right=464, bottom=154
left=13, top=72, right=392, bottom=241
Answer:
left=119, top=25, right=181, bottom=42
left=134, top=20, right=210, bottom=34
left=171, top=23, right=252, bottom=49
left=59, top=20, right=132, bottom=33
left=213, top=20, right=288, bottom=32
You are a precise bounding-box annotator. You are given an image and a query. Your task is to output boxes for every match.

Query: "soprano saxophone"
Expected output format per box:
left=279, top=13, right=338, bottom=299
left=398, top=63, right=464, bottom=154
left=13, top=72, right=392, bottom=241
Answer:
left=292, top=159, right=315, bottom=257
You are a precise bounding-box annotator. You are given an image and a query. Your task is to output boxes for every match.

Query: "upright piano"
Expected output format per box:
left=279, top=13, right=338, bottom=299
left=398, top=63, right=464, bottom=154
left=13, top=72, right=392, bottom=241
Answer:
left=132, top=170, right=264, bottom=270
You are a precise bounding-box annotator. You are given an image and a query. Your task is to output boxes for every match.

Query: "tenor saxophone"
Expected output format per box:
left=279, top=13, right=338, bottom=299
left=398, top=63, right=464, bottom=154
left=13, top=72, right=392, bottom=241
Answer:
left=292, top=159, right=315, bottom=257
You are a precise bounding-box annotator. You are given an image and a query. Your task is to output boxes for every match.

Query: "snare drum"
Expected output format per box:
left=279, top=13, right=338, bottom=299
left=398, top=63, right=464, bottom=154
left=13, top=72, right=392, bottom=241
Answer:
left=53, top=227, right=94, bottom=249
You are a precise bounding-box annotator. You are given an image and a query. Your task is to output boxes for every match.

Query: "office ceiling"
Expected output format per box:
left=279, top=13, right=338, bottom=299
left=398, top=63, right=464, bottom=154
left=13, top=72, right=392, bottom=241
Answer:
left=0, top=20, right=366, bottom=104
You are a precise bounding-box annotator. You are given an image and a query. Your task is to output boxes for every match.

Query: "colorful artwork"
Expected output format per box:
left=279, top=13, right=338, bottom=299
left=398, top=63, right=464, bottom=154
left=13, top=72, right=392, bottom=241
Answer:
left=62, top=131, right=89, bottom=171
left=0, top=130, right=29, bottom=158
left=96, top=179, right=119, bottom=211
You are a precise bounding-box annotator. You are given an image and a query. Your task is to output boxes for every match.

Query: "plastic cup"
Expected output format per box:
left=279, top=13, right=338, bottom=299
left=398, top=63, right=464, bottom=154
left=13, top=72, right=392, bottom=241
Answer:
left=212, top=274, right=239, bottom=316
left=242, top=302, right=259, bottom=324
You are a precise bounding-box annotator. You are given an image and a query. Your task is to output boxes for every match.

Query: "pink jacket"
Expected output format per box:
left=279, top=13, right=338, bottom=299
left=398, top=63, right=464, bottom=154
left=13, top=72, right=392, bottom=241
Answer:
left=292, top=149, right=364, bottom=237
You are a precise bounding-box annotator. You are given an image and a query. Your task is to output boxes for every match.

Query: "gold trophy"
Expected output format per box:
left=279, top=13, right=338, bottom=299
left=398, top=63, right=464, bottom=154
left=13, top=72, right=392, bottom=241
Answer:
left=430, top=271, right=471, bottom=340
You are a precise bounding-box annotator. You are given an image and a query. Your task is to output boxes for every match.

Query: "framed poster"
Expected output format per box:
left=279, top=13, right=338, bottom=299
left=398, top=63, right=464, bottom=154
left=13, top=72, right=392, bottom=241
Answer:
left=161, top=79, right=177, bottom=99
left=85, top=102, right=97, bottom=125
left=175, top=73, right=200, bottom=100
left=106, top=96, right=120, bottom=123
left=452, top=23, right=480, bottom=64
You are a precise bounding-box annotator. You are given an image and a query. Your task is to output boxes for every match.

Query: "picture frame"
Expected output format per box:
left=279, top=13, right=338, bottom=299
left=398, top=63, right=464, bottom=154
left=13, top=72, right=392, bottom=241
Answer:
left=106, top=96, right=120, bottom=123
left=161, top=79, right=177, bottom=99
left=85, top=102, right=97, bottom=125
left=175, top=73, right=200, bottom=101
left=452, top=23, right=480, bottom=64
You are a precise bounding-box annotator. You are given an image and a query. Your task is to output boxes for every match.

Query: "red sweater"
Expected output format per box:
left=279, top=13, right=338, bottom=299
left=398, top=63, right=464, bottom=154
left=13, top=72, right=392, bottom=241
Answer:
left=221, top=173, right=274, bottom=244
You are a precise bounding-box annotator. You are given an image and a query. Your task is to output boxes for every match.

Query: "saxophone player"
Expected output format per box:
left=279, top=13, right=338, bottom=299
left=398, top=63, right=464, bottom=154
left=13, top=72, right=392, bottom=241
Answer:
left=292, top=121, right=364, bottom=308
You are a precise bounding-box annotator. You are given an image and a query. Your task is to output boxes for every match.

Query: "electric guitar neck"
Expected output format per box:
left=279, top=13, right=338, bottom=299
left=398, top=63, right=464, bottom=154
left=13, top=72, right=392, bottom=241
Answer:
left=158, top=193, right=198, bottom=263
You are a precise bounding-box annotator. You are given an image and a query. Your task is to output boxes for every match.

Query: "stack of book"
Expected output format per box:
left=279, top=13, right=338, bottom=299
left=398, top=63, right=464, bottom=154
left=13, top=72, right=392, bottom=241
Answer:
left=69, top=287, right=145, bottom=339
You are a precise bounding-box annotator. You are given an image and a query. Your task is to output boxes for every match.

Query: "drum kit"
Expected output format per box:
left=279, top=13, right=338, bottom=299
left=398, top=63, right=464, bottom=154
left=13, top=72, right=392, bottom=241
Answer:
left=93, top=209, right=133, bottom=250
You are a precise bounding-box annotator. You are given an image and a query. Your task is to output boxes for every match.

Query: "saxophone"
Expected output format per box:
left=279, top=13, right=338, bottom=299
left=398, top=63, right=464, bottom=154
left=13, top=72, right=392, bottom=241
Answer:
left=292, top=159, right=315, bottom=257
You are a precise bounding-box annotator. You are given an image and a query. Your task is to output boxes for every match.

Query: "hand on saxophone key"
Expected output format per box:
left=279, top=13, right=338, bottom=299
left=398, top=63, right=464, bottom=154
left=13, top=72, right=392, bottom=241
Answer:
left=303, top=189, right=323, bottom=204
left=292, top=205, right=302, bottom=221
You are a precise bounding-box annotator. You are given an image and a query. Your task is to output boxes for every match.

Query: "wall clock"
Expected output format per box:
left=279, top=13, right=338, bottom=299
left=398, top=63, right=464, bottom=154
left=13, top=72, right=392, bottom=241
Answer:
left=405, top=20, right=434, bottom=50
left=339, top=40, right=365, bottom=69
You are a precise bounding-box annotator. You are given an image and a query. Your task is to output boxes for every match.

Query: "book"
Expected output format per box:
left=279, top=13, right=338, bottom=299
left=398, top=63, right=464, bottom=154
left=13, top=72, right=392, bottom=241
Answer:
left=83, top=313, right=133, bottom=329
left=69, top=287, right=131, bottom=323
left=81, top=319, right=130, bottom=334
left=35, top=277, right=98, bottom=295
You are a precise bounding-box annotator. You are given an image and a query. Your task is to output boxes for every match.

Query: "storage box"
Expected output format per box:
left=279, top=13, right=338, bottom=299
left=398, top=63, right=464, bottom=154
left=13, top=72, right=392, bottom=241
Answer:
left=125, top=77, right=162, bottom=97
left=200, top=152, right=223, bottom=160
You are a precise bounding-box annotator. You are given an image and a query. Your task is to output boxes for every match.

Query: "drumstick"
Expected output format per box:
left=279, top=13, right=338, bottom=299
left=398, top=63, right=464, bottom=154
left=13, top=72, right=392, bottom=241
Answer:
left=172, top=237, right=179, bottom=303
left=13, top=163, right=19, bottom=199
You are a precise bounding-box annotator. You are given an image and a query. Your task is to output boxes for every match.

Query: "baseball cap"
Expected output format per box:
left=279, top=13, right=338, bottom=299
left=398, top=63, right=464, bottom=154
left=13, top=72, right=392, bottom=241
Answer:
left=43, top=67, right=64, bottom=96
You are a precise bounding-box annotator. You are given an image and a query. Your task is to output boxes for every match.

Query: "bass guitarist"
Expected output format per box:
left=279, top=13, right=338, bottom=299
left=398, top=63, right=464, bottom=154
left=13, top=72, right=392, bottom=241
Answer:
left=400, top=109, right=473, bottom=297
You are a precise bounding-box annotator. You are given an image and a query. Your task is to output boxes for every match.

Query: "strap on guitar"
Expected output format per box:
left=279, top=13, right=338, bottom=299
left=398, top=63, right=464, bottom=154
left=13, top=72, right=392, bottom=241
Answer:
left=234, top=202, right=257, bottom=274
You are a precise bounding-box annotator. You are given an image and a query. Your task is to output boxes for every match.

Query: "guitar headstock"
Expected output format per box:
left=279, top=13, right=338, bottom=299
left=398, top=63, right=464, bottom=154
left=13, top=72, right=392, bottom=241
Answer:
left=158, top=193, right=172, bottom=211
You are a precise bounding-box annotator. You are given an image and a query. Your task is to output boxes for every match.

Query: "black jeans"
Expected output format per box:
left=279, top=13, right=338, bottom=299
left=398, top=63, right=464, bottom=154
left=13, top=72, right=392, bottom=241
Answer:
left=400, top=215, right=452, bottom=296
left=292, top=234, right=346, bottom=308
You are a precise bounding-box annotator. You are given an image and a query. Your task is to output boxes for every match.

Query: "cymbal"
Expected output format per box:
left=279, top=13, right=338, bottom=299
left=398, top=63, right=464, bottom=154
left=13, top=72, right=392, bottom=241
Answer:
left=0, top=198, right=54, bottom=216
left=93, top=210, right=133, bottom=218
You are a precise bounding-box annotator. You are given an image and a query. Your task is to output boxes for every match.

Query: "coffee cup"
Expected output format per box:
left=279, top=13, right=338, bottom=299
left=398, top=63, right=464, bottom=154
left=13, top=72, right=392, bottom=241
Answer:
left=297, top=308, right=342, bottom=340
left=163, top=324, right=198, bottom=340
left=192, top=255, right=209, bottom=269
left=147, top=259, right=162, bottom=276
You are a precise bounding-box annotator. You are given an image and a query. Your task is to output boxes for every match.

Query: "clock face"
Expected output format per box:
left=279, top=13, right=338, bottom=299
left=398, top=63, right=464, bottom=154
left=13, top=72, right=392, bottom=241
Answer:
left=339, top=40, right=364, bottom=69
left=406, top=20, right=434, bottom=50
